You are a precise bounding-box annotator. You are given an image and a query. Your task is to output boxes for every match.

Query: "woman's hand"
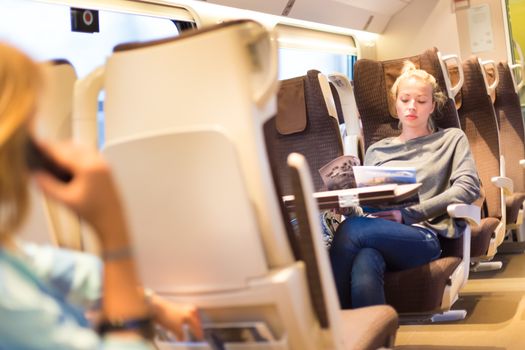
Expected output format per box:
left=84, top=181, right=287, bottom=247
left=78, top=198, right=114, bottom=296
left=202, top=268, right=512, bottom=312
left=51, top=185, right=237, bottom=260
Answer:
left=372, top=210, right=403, bottom=223
left=149, top=293, right=203, bottom=341
left=32, top=140, right=126, bottom=243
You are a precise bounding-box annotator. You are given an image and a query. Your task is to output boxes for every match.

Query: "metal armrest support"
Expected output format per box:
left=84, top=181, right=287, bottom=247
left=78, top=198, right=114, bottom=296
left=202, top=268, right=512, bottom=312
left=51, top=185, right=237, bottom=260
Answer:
left=491, top=176, right=514, bottom=196
left=447, top=203, right=480, bottom=289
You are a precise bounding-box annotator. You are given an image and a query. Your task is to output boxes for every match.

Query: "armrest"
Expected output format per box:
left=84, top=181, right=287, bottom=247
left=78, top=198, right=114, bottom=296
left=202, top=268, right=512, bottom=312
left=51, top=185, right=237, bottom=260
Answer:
left=447, top=203, right=480, bottom=226
left=520, top=159, right=525, bottom=168
left=447, top=203, right=477, bottom=289
left=491, top=176, right=514, bottom=195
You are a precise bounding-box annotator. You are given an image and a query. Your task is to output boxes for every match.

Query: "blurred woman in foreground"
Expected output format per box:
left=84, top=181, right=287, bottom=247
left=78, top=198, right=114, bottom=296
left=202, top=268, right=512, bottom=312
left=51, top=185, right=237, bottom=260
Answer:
left=0, top=42, right=202, bottom=349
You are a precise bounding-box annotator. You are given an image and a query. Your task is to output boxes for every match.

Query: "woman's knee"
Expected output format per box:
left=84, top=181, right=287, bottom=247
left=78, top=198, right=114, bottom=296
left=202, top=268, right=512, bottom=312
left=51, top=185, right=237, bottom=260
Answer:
left=350, top=248, right=386, bottom=307
left=332, top=216, right=372, bottom=247
left=352, top=248, right=385, bottom=278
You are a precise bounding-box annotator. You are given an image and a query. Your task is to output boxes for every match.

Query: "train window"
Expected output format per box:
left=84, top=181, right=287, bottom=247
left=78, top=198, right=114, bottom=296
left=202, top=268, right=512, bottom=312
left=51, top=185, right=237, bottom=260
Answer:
left=0, top=0, right=184, bottom=78
left=0, top=0, right=194, bottom=147
left=276, top=24, right=358, bottom=80
left=507, top=0, right=525, bottom=107
left=278, top=48, right=356, bottom=80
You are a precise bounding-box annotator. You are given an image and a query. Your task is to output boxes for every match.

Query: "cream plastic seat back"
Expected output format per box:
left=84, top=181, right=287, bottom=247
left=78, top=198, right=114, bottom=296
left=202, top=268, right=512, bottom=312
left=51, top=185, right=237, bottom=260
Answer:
left=74, top=20, right=291, bottom=268
left=103, top=127, right=329, bottom=349
left=103, top=128, right=268, bottom=292
left=74, top=21, right=349, bottom=349
left=19, top=60, right=81, bottom=250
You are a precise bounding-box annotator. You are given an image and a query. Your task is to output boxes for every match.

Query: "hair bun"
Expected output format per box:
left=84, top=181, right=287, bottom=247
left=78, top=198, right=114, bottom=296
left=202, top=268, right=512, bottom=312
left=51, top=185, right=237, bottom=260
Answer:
left=401, top=60, right=417, bottom=74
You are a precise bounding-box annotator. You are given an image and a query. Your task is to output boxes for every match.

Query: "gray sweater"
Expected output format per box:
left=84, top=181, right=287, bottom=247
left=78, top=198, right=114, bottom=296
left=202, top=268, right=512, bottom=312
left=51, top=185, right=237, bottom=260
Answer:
left=364, top=128, right=481, bottom=238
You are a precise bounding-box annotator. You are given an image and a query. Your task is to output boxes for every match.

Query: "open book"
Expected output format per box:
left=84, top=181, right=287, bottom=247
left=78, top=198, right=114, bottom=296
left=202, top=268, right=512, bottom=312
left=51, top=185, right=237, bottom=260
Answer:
left=283, top=183, right=421, bottom=210
left=283, top=155, right=421, bottom=211
left=318, top=154, right=360, bottom=190
left=352, top=165, right=419, bottom=211
left=352, top=166, right=417, bottom=187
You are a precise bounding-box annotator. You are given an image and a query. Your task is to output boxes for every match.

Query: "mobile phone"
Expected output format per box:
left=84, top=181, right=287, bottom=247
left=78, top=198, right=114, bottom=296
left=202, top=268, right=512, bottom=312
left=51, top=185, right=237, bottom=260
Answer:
left=25, top=138, right=73, bottom=183
left=203, top=322, right=274, bottom=350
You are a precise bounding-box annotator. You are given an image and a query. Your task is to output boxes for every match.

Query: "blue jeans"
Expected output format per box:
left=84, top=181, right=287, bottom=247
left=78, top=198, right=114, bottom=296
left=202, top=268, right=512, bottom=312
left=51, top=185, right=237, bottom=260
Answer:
left=329, top=216, right=441, bottom=309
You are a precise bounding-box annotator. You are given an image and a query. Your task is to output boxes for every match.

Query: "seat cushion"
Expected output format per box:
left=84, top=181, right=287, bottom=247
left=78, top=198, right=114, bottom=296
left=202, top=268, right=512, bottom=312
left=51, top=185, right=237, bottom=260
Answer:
left=384, top=256, right=461, bottom=313
left=341, top=305, right=398, bottom=350
left=438, top=217, right=500, bottom=258
left=506, top=192, right=525, bottom=225
left=470, top=217, right=501, bottom=257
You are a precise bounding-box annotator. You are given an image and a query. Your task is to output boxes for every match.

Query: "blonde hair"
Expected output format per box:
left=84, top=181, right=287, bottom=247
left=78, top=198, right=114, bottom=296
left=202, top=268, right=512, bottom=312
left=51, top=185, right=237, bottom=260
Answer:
left=391, top=61, right=447, bottom=131
left=0, top=43, right=42, bottom=240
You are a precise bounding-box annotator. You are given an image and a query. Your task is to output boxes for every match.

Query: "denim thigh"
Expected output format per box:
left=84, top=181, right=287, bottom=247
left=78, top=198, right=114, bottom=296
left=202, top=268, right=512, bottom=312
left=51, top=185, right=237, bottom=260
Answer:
left=330, top=216, right=441, bottom=271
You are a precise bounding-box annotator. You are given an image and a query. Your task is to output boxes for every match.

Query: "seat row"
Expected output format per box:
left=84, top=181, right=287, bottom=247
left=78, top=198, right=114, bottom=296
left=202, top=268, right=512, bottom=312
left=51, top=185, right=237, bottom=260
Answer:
left=340, top=48, right=525, bottom=268
left=324, top=47, right=525, bottom=313
left=22, top=19, right=525, bottom=349
left=269, top=51, right=477, bottom=322
left=21, top=20, right=399, bottom=350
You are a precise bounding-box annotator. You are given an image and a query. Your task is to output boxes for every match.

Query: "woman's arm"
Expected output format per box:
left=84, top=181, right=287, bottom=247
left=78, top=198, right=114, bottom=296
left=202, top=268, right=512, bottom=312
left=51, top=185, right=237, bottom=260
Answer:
left=34, top=141, right=203, bottom=344
left=364, top=132, right=481, bottom=224
left=33, top=141, right=154, bottom=340
left=400, top=133, right=480, bottom=224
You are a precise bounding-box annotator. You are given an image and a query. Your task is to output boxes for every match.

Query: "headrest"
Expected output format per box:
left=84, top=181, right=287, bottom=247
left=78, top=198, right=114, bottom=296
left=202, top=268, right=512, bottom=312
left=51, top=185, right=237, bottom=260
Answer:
left=383, top=57, right=421, bottom=118
left=276, top=76, right=307, bottom=135
left=496, top=62, right=516, bottom=97
left=460, top=57, right=494, bottom=109
left=354, top=47, right=460, bottom=143
left=356, top=47, right=447, bottom=120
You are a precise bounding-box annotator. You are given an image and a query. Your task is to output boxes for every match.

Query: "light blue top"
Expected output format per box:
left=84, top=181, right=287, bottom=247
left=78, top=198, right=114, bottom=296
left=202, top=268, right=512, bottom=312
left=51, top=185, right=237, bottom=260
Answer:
left=0, top=240, right=155, bottom=350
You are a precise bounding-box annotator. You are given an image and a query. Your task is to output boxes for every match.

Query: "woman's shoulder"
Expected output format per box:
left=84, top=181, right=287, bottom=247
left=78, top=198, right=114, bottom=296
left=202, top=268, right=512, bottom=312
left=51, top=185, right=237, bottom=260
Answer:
left=367, top=136, right=398, bottom=150
left=439, top=127, right=467, bottom=140
left=0, top=249, right=47, bottom=307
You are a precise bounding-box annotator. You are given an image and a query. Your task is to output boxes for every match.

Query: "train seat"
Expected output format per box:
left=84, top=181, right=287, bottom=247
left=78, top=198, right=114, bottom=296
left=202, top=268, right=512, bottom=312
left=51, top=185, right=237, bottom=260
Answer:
left=489, top=61, right=525, bottom=243
left=453, top=57, right=512, bottom=269
left=287, top=152, right=398, bottom=349
left=73, top=20, right=294, bottom=267
left=352, top=47, right=481, bottom=318
left=264, top=64, right=477, bottom=320
left=354, top=48, right=462, bottom=151
left=264, top=70, right=345, bottom=195
left=18, top=59, right=82, bottom=250
left=264, top=70, right=399, bottom=348
left=73, top=20, right=397, bottom=349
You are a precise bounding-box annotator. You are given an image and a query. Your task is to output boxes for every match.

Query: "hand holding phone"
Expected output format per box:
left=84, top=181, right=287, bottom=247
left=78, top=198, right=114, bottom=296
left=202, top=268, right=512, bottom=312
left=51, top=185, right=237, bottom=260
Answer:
left=25, top=138, right=73, bottom=183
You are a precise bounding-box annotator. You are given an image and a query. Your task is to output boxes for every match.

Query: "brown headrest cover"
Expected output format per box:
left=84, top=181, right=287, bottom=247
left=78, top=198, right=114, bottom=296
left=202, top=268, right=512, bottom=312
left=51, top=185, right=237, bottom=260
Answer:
left=379, top=47, right=446, bottom=119
left=276, top=77, right=308, bottom=135
left=383, top=57, right=421, bottom=118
